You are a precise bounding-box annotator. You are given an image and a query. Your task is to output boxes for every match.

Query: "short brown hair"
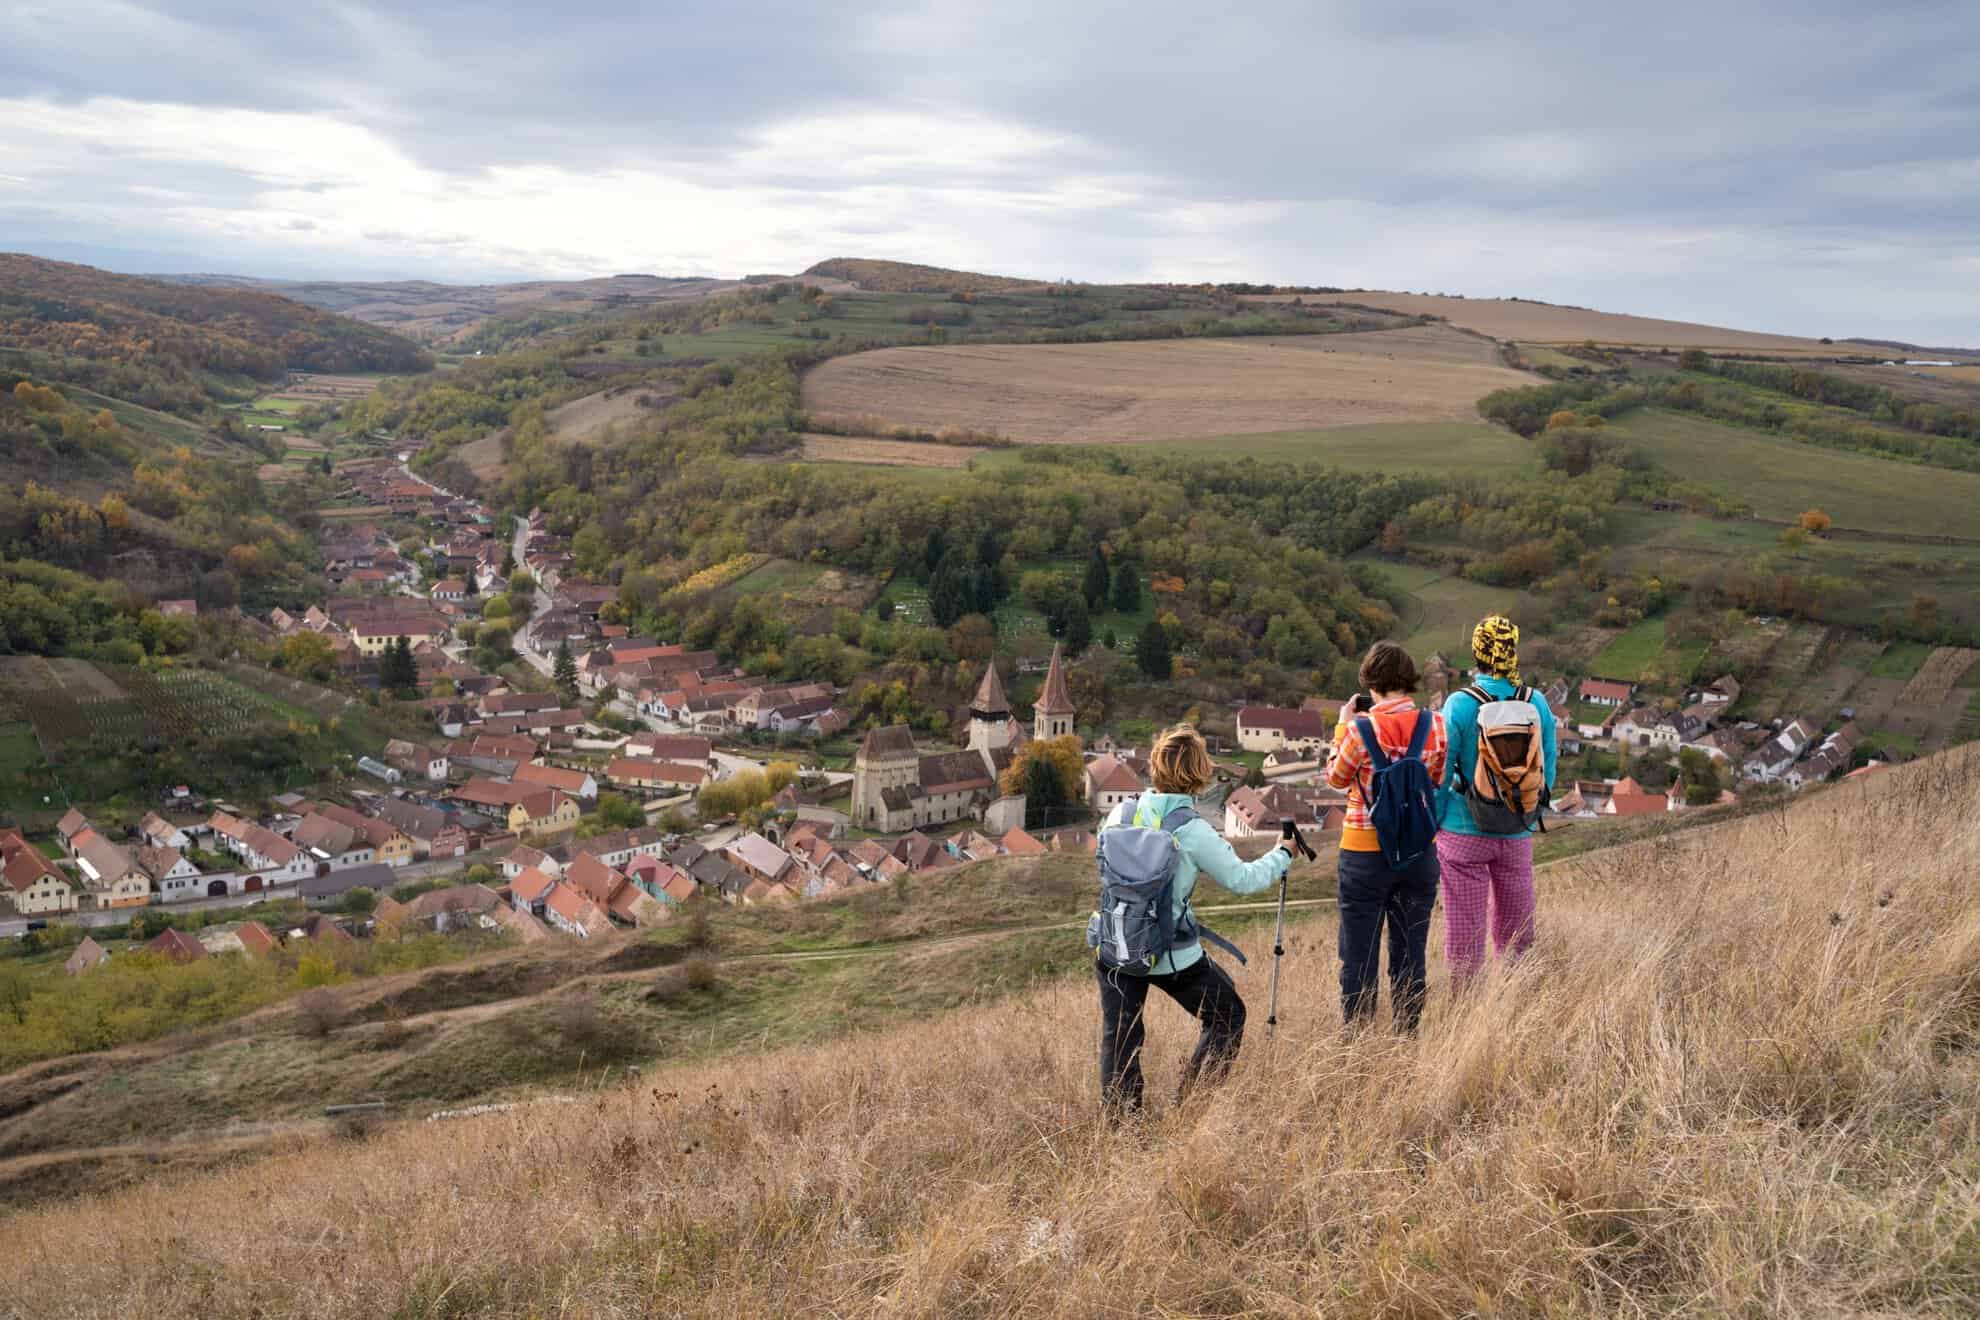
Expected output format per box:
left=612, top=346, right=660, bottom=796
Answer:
left=1359, top=641, right=1420, bottom=695
left=1149, top=724, right=1214, bottom=796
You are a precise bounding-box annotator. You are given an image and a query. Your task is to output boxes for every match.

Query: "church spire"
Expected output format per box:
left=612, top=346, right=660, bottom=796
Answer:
left=1034, top=643, right=1076, bottom=741
left=969, top=660, right=1011, bottom=718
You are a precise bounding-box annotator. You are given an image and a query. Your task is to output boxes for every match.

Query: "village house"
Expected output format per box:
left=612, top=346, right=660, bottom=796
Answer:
left=562, top=826, right=667, bottom=872
left=603, top=757, right=706, bottom=792
left=431, top=578, right=468, bottom=602
left=208, top=811, right=313, bottom=887
left=1579, top=678, right=1636, bottom=708
left=1615, top=706, right=1681, bottom=754
left=402, top=883, right=507, bottom=934
left=541, top=881, right=613, bottom=937
left=514, top=760, right=599, bottom=801
left=134, top=844, right=203, bottom=902
left=725, top=832, right=796, bottom=887
left=70, top=828, right=152, bottom=909
left=146, top=928, right=207, bottom=962
left=1699, top=674, right=1742, bottom=707
left=311, top=803, right=416, bottom=868
left=383, top=739, right=450, bottom=782
left=626, top=856, right=698, bottom=907
left=55, top=807, right=89, bottom=857
left=138, top=811, right=191, bottom=850
left=510, top=789, right=581, bottom=838
left=1603, top=777, right=1672, bottom=816
left=342, top=608, right=450, bottom=657
left=1235, top=705, right=1331, bottom=755
left=198, top=921, right=277, bottom=958
left=300, top=862, right=398, bottom=908
left=1085, top=754, right=1147, bottom=814
left=366, top=798, right=470, bottom=860
left=291, top=812, right=376, bottom=872
left=64, top=935, right=108, bottom=974
left=0, top=829, right=78, bottom=916
left=625, top=732, right=714, bottom=767
left=452, top=734, right=540, bottom=778
left=1222, top=784, right=1346, bottom=842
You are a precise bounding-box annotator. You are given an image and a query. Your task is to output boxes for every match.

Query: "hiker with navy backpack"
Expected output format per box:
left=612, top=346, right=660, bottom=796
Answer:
left=1325, top=642, right=1447, bottom=1032
left=1436, top=616, right=1556, bottom=988
left=1090, top=724, right=1296, bottom=1115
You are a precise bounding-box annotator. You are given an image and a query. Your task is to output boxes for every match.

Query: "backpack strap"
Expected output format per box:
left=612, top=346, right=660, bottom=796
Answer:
left=1158, top=803, right=1248, bottom=967
left=1353, top=716, right=1390, bottom=771
left=1405, top=707, right=1431, bottom=758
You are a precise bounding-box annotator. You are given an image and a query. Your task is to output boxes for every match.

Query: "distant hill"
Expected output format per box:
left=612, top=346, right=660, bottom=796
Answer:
left=160, top=272, right=771, bottom=346
left=803, top=257, right=1042, bottom=294
left=0, top=254, right=432, bottom=380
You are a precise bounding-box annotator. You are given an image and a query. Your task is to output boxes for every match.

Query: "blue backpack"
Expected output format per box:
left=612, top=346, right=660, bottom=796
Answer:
left=1087, top=803, right=1246, bottom=973
left=1354, top=710, right=1438, bottom=869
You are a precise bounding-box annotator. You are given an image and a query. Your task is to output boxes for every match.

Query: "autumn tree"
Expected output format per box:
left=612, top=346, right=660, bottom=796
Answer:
left=1545, top=409, right=1580, bottom=430
left=1082, top=546, right=1111, bottom=610
left=999, top=734, right=1085, bottom=829
left=1137, top=619, right=1172, bottom=680
left=1798, top=508, right=1832, bottom=534
left=280, top=631, right=337, bottom=680
left=553, top=639, right=579, bottom=705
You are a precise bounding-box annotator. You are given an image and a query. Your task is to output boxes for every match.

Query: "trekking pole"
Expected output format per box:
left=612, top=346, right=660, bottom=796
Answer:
left=1267, top=818, right=1317, bottom=1033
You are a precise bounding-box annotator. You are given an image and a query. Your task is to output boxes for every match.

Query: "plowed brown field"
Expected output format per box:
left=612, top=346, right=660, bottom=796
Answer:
left=1246, top=292, right=1839, bottom=354
left=799, top=325, right=1531, bottom=446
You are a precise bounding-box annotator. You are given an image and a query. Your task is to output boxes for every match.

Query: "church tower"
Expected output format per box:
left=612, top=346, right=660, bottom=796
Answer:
left=967, top=661, right=1014, bottom=752
left=1034, top=642, right=1076, bottom=741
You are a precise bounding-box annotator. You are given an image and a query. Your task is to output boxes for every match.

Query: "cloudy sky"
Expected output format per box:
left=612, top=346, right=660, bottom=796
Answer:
left=3, top=1, right=1976, bottom=342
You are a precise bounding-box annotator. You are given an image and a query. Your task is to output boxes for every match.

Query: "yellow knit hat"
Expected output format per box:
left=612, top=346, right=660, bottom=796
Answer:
left=1471, top=615, right=1520, bottom=683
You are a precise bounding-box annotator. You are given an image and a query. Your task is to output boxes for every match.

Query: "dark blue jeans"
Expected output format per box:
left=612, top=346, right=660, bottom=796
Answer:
left=1337, top=847, right=1440, bottom=1031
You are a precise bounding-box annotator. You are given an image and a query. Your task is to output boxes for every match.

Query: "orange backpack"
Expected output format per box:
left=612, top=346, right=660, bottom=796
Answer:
left=1459, top=684, right=1547, bottom=834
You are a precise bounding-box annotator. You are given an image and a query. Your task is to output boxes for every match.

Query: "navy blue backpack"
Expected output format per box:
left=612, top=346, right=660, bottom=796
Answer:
left=1353, top=710, right=1438, bottom=869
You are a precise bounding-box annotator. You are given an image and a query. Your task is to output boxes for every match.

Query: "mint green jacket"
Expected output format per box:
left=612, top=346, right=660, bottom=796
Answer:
left=1101, top=790, right=1290, bottom=975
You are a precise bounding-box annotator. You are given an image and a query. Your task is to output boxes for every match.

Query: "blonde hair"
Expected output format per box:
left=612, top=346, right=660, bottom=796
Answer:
left=1149, top=724, right=1214, bottom=796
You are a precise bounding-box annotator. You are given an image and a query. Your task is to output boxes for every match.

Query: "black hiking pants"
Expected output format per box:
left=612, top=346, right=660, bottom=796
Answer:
left=1096, top=955, right=1245, bottom=1113
left=1337, top=847, right=1440, bottom=1032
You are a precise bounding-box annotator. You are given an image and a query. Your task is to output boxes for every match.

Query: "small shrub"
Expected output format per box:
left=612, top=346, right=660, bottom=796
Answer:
left=295, top=987, right=347, bottom=1038
left=682, top=954, right=719, bottom=993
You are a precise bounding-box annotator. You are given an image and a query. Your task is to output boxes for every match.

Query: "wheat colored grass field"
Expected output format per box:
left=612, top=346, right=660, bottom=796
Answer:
left=9, top=750, right=1980, bottom=1317
left=798, top=325, right=1532, bottom=446
left=1247, top=291, right=1846, bottom=354
left=799, top=434, right=984, bottom=468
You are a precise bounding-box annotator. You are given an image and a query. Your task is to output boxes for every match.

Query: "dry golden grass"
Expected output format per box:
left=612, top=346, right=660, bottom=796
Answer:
left=8, top=751, right=1980, bottom=1317
left=798, top=325, right=1532, bottom=446
left=1248, top=292, right=1842, bottom=354
left=799, top=434, right=984, bottom=468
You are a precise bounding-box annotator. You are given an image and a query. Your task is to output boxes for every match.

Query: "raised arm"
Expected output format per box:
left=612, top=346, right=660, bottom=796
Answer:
left=1180, top=820, right=1290, bottom=897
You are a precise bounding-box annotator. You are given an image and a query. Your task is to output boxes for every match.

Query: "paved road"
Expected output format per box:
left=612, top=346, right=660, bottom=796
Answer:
left=0, top=851, right=496, bottom=939
left=509, top=515, right=556, bottom=679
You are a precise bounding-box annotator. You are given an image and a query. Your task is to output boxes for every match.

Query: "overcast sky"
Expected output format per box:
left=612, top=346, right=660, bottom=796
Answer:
left=4, top=1, right=1976, bottom=342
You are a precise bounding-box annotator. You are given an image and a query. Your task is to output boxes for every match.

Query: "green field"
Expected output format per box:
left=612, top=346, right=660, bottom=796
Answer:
left=971, top=421, right=1529, bottom=475
left=1351, top=557, right=1519, bottom=657
left=1588, top=617, right=1710, bottom=686
left=1609, top=409, right=1980, bottom=538
left=1868, top=641, right=1933, bottom=680
left=723, top=558, right=829, bottom=599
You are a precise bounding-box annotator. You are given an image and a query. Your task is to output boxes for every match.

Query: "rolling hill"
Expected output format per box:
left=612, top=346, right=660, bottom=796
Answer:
left=0, top=254, right=432, bottom=386
left=3, top=748, right=1974, bottom=1315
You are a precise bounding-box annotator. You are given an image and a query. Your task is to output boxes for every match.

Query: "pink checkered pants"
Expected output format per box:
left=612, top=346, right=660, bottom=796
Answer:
left=1437, top=833, right=1535, bottom=987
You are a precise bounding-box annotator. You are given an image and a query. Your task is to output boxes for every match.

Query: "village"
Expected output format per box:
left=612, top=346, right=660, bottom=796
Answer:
left=2, top=456, right=1887, bottom=967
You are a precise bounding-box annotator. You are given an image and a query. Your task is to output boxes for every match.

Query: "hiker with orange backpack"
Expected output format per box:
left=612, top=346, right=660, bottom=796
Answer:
left=1436, top=616, right=1556, bottom=987
left=1325, top=641, right=1447, bottom=1031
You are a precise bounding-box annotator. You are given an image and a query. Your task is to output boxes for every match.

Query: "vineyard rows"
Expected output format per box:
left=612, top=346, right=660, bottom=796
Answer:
left=25, top=666, right=299, bottom=763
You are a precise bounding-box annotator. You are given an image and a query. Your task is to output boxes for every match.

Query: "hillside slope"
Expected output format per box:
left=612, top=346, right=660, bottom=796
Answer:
left=8, top=751, right=1980, bottom=1316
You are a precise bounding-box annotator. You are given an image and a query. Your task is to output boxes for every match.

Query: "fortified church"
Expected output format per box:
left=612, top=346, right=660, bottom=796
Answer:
left=850, top=643, right=1077, bottom=833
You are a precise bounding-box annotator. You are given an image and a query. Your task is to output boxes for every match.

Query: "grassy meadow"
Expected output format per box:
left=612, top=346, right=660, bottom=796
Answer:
left=8, top=748, right=1978, bottom=1315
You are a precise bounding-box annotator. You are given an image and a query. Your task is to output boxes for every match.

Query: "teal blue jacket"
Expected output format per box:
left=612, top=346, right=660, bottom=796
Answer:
left=1436, top=675, right=1558, bottom=836
left=1101, top=790, right=1290, bottom=974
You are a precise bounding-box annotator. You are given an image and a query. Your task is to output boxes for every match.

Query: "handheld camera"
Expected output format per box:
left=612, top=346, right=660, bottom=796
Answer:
left=1280, top=817, right=1317, bottom=862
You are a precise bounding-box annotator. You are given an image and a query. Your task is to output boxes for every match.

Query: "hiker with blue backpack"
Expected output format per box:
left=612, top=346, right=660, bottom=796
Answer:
left=1437, top=616, right=1556, bottom=988
left=1089, top=724, right=1297, bottom=1115
left=1325, top=641, right=1448, bottom=1032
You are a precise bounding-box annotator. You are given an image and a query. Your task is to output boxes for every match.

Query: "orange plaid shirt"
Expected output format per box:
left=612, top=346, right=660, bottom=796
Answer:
left=1327, top=698, right=1447, bottom=853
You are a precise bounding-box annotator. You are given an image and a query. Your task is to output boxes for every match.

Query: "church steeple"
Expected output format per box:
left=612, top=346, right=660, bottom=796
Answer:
left=1034, top=643, right=1076, bottom=741
left=968, top=661, right=1014, bottom=751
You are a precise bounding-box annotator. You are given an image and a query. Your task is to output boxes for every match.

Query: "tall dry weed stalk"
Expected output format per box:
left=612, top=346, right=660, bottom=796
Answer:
left=7, top=750, right=1980, bottom=1317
